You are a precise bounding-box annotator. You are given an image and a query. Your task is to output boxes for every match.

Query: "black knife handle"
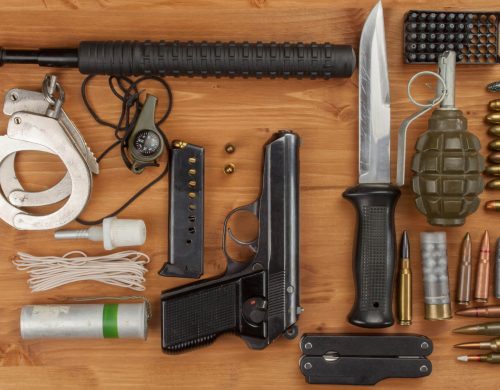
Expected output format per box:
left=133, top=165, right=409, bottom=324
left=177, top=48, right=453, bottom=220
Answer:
left=342, top=184, right=401, bottom=328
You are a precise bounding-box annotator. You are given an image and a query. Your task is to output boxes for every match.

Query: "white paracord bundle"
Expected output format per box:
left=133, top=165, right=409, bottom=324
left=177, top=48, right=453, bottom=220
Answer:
left=12, top=251, right=150, bottom=292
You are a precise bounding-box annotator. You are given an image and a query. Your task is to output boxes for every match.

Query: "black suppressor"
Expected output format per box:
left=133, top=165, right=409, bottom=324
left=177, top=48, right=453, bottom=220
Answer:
left=0, top=40, right=356, bottom=79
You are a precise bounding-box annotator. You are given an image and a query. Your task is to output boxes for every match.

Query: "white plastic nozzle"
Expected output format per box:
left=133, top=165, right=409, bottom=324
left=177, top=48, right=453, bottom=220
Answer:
left=55, top=217, right=147, bottom=250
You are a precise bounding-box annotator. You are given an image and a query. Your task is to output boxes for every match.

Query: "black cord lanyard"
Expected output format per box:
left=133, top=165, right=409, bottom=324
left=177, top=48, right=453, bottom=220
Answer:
left=77, top=75, right=173, bottom=226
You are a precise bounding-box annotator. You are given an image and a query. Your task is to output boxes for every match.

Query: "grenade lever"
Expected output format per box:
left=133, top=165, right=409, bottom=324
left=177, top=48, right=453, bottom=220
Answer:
left=396, top=54, right=452, bottom=187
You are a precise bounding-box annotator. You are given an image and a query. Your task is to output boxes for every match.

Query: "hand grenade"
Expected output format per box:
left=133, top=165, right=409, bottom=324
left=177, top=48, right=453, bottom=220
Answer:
left=411, top=51, right=484, bottom=226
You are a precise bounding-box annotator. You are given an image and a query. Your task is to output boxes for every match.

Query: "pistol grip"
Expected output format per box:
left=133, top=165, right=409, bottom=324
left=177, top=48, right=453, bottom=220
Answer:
left=161, top=271, right=266, bottom=353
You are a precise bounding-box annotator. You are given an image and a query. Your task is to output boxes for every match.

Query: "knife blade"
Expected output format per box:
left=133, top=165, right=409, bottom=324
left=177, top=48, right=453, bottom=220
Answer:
left=358, top=0, right=391, bottom=184
left=342, top=1, right=401, bottom=328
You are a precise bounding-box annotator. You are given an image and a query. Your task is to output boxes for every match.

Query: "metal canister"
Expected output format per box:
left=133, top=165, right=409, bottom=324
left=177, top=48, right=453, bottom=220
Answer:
left=420, top=232, right=452, bottom=320
left=20, top=303, right=148, bottom=340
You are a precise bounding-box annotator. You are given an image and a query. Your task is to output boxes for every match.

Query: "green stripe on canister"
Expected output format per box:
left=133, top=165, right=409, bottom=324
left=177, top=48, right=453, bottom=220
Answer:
left=102, top=304, right=119, bottom=338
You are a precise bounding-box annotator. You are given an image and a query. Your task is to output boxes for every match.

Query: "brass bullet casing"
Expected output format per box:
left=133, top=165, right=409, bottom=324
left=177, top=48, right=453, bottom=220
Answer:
left=457, top=233, right=472, bottom=305
left=457, top=353, right=500, bottom=364
left=223, top=163, right=235, bottom=175
left=489, top=99, right=500, bottom=112
left=420, top=232, right=452, bottom=320
left=456, top=305, right=500, bottom=318
left=453, top=322, right=500, bottom=336
left=474, top=231, right=490, bottom=303
left=485, top=165, right=500, bottom=176
left=454, top=337, right=500, bottom=352
left=486, top=179, right=500, bottom=190
left=485, top=201, right=500, bottom=211
left=488, top=125, right=500, bottom=137
left=172, top=140, right=187, bottom=149
left=496, top=239, right=500, bottom=299
left=397, top=231, right=412, bottom=326
left=486, top=112, right=500, bottom=125
left=489, top=139, right=500, bottom=151
left=488, top=152, right=500, bottom=164
left=224, top=143, right=235, bottom=154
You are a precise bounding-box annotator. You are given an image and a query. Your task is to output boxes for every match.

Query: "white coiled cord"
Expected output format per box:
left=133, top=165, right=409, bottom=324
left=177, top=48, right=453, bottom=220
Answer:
left=13, top=251, right=150, bottom=292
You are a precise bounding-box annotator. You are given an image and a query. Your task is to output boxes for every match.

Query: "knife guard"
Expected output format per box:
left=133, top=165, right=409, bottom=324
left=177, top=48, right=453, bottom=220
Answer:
left=342, top=184, right=401, bottom=328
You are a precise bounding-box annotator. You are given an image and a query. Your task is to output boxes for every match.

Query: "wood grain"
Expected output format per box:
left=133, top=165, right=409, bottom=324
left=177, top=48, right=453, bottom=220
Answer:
left=0, top=0, right=500, bottom=388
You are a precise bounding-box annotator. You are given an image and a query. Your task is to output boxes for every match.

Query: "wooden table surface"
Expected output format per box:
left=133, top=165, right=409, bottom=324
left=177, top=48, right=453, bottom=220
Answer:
left=0, top=0, right=500, bottom=388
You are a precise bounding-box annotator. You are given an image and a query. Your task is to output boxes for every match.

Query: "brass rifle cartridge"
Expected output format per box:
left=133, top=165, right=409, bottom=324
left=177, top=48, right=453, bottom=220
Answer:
left=456, top=233, right=472, bottom=305
left=474, top=230, right=490, bottom=303
left=397, top=231, right=412, bottom=325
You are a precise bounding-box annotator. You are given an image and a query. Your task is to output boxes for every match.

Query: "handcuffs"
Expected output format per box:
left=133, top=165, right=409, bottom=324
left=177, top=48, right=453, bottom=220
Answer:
left=0, top=75, right=99, bottom=230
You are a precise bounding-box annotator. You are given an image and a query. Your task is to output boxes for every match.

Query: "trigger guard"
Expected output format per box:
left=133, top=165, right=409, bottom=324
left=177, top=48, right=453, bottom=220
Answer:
left=227, top=227, right=258, bottom=252
left=222, top=200, right=260, bottom=266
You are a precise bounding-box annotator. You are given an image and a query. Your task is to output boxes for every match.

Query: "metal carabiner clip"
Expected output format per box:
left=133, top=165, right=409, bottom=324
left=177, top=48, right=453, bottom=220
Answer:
left=396, top=70, right=448, bottom=187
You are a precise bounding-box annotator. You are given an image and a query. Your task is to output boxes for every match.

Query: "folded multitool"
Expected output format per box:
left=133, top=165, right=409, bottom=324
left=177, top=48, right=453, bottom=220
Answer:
left=299, top=334, right=433, bottom=385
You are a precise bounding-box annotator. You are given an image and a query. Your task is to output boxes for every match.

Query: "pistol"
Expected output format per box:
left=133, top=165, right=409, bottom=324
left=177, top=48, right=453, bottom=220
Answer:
left=160, top=130, right=301, bottom=353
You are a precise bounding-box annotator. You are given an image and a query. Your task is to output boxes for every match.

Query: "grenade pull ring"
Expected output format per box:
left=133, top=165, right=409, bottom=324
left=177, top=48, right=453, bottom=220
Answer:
left=396, top=70, right=447, bottom=187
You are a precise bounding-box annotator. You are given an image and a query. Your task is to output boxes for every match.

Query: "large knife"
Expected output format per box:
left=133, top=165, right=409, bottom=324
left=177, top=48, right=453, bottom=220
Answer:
left=342, top=1, right=400, bottom=328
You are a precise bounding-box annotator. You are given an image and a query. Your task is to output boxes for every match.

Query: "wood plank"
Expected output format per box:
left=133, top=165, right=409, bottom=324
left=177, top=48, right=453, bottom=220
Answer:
left=0, top=0, right=500, bottom=388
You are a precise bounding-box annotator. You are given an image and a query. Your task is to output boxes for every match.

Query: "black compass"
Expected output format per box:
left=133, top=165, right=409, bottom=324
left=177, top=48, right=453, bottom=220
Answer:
left=133, top=129, right=162, bottom=157
left=127, top=94, right=165, bottom=173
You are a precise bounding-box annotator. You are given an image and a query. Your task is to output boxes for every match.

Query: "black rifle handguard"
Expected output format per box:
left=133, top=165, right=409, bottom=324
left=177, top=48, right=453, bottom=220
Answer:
left=0, top=41, right=356, bottom=78
left=78, top=41, right=355, bottom=78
